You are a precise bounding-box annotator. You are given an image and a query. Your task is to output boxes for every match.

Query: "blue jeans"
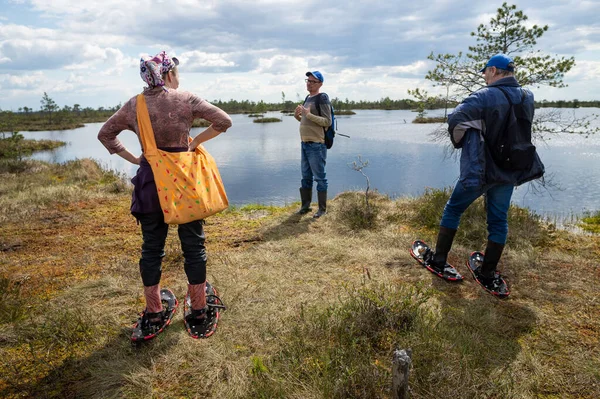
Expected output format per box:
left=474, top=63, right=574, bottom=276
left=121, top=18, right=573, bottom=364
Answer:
left=440, top=182, right=514, bottom=244
left=300, top=142, right=328, bottom=192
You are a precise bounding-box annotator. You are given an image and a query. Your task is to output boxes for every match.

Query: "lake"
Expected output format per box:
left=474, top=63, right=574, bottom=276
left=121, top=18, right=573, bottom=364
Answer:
left=19, top=108, right=600, bottom=219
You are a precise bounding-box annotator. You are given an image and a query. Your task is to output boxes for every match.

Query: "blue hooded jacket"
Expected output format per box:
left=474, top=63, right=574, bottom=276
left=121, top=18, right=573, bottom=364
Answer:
left=448, top=76, right=545, bottom=188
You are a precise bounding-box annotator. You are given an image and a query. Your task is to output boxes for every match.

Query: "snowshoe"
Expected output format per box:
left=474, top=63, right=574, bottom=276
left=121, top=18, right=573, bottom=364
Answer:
left=131, top=288, right=178, bottom=343
left=183, top=281, right=226, bottom=339
left=467, top=252, right=510, bottom=299
left=410, top=240, right=463, bottom=281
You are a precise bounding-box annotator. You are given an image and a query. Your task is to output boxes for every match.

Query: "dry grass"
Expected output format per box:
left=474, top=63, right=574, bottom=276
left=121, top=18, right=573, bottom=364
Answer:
left=0, top=160, right=599, bottom=398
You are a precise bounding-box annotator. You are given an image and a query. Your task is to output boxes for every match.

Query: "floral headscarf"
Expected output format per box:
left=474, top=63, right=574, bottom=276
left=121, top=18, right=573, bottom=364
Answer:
left=140, top=51, right=179, bottom=90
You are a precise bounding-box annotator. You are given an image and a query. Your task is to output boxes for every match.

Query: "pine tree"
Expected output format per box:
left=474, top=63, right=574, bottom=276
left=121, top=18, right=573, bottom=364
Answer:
left=411, top=2, right=597, bottom=136
left=40, top=92, right=58, bottom=125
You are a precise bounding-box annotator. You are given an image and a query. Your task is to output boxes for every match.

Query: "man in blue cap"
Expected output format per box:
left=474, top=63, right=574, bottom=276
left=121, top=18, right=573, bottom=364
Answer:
left=415, top=54, right=544, bottom=298
left=294, top=71, right=333, bottom=218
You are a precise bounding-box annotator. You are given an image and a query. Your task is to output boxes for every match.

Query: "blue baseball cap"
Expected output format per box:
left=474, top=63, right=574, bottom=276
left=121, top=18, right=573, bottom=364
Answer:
left=306, top=71, right=324, bottom=82
left=479, top=54, right=515, bottom=73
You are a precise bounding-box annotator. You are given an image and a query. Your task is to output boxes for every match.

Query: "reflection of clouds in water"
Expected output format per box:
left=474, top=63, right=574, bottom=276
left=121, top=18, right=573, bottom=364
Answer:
left=19, top=109, right=600, bottom=216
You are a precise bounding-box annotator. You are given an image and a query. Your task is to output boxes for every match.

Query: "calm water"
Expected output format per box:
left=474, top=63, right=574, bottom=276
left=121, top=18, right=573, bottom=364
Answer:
left=20, top=109, right=600, bottom=217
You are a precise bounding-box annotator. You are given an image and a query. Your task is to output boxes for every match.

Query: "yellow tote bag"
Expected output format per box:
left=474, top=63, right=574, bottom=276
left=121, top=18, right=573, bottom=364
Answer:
left=136, top=94, right=228, bottom=224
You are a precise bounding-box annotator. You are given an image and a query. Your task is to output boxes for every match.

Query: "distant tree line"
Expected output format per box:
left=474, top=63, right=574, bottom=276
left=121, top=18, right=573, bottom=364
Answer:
left=1, top=91, right=597, bottom=133
left=536, top=99, right=600, bottom=108
left=210, top=96, right=456, bottom=114
left=0, top=92, right=120, bottom=131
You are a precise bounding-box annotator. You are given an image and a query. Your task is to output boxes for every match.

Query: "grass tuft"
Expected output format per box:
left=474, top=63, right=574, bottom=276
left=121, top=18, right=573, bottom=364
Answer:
left=0, top=158, right=129, bottom=222
left=334, top=191, right=382, bottom=230
left=579, top=210, right=600, bottom=233
left=248, top=283, right=434, bottom=398
left=0, top=275, right=28, bottom=323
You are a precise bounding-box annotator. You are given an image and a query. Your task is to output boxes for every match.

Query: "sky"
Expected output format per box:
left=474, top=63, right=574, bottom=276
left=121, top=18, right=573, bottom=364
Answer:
left=0, top=0, right=599, bottom=111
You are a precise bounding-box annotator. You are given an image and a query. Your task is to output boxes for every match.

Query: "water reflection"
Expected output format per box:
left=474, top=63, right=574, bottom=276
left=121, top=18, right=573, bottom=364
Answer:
left=20, top=109, right=600, bottom=217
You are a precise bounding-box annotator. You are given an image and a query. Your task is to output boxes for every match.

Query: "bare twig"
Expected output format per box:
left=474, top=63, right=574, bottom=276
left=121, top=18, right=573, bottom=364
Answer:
left=349, top=156, right=371, bottom=214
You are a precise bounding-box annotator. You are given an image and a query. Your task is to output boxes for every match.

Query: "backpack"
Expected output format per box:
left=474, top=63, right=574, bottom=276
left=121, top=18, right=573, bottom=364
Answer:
left=305, top=93, right=336, bottom=149
left=486, top=87, right=536, bottom=171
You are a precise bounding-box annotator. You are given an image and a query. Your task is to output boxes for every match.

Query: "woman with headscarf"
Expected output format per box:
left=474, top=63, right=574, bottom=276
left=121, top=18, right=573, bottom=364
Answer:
left=98, top=51, right=232, bottom=340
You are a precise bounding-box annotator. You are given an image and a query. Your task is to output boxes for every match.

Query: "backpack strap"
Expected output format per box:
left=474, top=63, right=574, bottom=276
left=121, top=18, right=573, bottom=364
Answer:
left=495, top=86, right=525, bottom=105
left=315, top=93, right=331, bottom=123
left=308, top=93, right=329, bottom=134
left=313, top=93, right=322, bottom=116
left=493, top=86, right=524, bottom=138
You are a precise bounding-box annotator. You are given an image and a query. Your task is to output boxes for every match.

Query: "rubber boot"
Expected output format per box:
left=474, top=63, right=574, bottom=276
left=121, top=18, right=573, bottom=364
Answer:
left=430, top=226, right=457, bottom=271
left=480, top=240, right=505, bottom=279
left=313, top=191, right=327, bottom=218
left=297, top=188, right=312, bottom=215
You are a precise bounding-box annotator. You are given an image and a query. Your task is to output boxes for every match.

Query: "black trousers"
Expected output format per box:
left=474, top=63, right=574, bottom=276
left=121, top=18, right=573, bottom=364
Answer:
left=134, top=212, right=207, bottom=286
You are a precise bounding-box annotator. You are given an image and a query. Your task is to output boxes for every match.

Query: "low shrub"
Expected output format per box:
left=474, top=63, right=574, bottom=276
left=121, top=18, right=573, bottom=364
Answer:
left=248, top=283, right=433, bottom=398
left=253, top=118, right=282, bottom=123
left=412, top=116, right=447, bottom=124
left=334, top=191, right=382, bottom=230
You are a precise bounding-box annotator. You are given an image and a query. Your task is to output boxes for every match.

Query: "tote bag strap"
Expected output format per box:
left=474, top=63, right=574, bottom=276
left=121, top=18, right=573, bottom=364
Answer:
left=136, top=94, right=158, bottom=156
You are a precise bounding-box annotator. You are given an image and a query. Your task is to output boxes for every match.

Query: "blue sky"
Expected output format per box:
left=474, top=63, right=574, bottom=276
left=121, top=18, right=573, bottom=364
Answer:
left=0, top=0, right=599, bottom=110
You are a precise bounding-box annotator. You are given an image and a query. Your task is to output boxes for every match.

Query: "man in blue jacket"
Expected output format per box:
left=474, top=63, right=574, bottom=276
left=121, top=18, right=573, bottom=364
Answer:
left=423, top=54, right=544, bottom=297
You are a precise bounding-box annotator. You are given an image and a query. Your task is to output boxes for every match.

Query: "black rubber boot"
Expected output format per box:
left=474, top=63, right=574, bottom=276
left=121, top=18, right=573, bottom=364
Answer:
left=480, top=240, right=505, bottom=279
left=313, top=191, right=327, bottom=218
left=297, top=188, right=312, bottom=214
left=429, top=226, right=457, bottom=271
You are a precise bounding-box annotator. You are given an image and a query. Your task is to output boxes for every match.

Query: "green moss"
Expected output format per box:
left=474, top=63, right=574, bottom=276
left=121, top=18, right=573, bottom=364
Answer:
left=579, top=210, right=600, bottom=233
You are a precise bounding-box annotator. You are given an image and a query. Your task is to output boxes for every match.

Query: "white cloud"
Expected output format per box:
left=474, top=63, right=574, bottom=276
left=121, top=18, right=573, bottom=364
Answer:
left=0, top=23, right=132, bottom=72
left=180, top=51, right=237, bottom=72
left=0, top=71, right=46, bottom=89
left=564, top=60, right=600, bottom=81
left=64, top=46, right=137, bottom=77
left=1, top=0, right=599, bottom=109
left=255, top=55, right=307, bottom=75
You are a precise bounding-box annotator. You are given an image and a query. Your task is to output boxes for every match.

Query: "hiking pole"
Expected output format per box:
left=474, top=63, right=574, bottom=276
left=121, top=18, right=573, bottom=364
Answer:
left=337, top=133, right=350, bottom=138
